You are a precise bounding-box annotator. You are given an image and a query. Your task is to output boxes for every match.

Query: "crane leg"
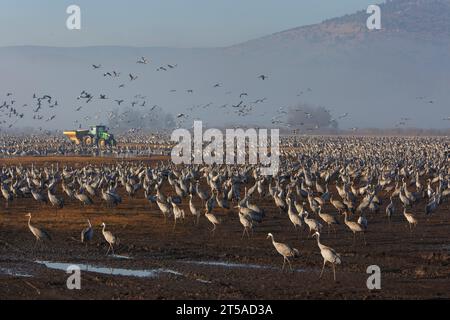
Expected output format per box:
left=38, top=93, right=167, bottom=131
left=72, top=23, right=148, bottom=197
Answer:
left=282, top=258, right=286, bottom=272
left=333, top=264, right=336, bottom=281
left=319, top=261, right=326, bottom=279
left=287, top=258, right=293, bottom=272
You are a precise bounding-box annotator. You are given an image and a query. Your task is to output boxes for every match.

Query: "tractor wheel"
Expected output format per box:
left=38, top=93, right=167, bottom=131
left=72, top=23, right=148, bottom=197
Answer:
left=83, top=136, right=93, bottom=146
left=98, top=139, right=106, bottom=148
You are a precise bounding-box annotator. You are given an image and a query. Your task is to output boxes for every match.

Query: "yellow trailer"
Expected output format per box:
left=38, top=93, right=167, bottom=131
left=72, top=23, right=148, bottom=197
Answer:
left=63, top=130, right=90, bottom=145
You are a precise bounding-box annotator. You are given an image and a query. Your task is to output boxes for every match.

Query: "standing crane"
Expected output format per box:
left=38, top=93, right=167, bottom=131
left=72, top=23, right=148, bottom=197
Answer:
left=343, top=212, right=366, bottom=246
left=81, top=219, right=94, bottom=245
left=317, top=206, right=340, bottom=234
left=204, top=209, right=221, bottom=236
left=25, top=213, right=51, bottom=246
left=48, top=189, right=64, bottom=213
left=238, top=212, right=253, bottom=239
left=189, top=194, right=201, bottom=225
left=266, top=233, right=299, bottom=271
left=403, top=207, right=418, bottom=231
left=386, top=195, right=395, bottom=223
left=101, top=222, right=116, bottom=255
left=313, top=232, right=341, bottom=281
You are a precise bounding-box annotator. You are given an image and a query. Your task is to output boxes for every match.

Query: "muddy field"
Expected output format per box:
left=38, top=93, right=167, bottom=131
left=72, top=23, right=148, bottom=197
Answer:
left=0, top=156, right=449, bottom=300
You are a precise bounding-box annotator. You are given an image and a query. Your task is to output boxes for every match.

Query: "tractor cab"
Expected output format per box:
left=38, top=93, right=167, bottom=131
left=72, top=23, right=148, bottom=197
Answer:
left=89, top=125, right=106, bottom=135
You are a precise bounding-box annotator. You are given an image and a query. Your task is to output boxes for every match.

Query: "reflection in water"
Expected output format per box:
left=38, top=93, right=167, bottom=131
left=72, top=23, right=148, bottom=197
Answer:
left=36, top=260, right=182, bottom=278
left=0, top=267, right=33, bottom=278
left=181, top=260, right=306, bottom=272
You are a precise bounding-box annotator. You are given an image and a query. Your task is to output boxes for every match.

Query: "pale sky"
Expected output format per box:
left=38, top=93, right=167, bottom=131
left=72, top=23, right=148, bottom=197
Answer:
left=0, top=0, right=379, bottom=47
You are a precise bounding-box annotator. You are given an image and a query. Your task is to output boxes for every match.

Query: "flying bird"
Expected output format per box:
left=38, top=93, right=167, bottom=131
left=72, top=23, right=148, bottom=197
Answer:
left=137, top=56, right=149, bottom=64
left=232, top=101, right=244, bottom=108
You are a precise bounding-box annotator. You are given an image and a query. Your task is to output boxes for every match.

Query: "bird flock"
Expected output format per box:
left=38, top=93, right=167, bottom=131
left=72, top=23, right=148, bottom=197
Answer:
left=2, top=50, right=449, bottom=135
left=1, top=135, right=449, bottom=282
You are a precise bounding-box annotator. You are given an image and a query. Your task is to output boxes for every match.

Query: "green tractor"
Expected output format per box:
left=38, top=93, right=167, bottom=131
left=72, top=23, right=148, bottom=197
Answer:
left=64, top=125, right=116, bottom=147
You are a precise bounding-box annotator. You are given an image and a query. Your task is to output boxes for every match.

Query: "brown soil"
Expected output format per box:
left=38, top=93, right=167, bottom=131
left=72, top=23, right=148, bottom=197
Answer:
left=0, top=156, right=449, bottom=300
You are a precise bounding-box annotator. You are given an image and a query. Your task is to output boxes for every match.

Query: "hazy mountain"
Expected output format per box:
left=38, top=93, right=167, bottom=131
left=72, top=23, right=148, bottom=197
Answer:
left=1, top=0, right=449, bottom=131
left=233, top=0, right=450, bottom=48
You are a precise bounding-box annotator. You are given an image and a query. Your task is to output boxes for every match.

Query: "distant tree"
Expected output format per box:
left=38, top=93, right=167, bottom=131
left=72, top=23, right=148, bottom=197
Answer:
left=287, top=103, right=339, bottom=130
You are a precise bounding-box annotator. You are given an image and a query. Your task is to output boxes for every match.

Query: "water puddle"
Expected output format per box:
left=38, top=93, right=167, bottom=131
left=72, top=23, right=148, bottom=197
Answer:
left=427, top=244, right=450, bottom=251
left=196, top=279, right=213, bottom=284
left=109, top=254, right=133, bottom=260
left=35, top=261, right=182, bottom=278
left=180, top=260, right=305, bottom=272
left=0, top=267, right=33, bottom=278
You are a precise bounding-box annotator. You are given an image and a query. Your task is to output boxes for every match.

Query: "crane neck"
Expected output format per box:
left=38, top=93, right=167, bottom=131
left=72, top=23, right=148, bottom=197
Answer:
left=315, top=234, right=321, bottom=246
